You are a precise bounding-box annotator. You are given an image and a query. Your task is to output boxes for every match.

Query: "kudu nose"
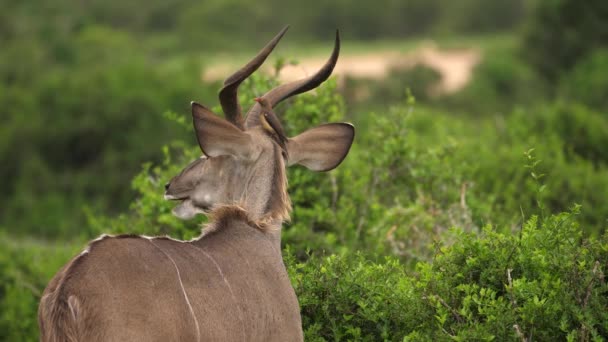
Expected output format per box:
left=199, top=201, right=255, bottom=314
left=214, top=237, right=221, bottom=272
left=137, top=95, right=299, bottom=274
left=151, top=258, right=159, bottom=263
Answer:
left=164, top=182, right=170, bottom=191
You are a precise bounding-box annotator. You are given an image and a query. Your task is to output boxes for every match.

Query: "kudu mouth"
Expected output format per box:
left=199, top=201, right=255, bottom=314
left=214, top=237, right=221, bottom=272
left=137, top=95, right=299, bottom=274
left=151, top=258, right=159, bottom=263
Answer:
left=164, top=188, right=192, bottom=202
left=164, top=188, right=209, bottom=218
left=167, top=196, right=212, bottom=220
left=163, top=193, right=186, bottom=201
left=164, top=188, right=213, bottom=212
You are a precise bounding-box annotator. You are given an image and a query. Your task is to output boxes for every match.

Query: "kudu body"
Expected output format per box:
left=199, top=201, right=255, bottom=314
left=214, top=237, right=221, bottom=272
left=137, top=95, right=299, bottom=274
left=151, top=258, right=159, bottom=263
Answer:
left=38, top=27, right=354, bottom=342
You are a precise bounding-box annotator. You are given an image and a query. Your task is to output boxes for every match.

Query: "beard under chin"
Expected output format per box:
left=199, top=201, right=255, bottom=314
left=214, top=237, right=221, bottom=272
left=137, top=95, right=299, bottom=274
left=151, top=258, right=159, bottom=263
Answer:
left=172, top=199, right=207, bottom=220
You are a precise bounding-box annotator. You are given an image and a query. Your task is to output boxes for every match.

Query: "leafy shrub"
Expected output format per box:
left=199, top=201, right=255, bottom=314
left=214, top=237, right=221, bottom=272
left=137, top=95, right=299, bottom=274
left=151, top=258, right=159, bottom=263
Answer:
left=287, top=207, right=608, bottom=340
left=416, top=206, right=608, bottom=340
left=0, top=233, right=82, bottom=342
left=523, top=0, right=608, bottom=83
left=519, top=102, right=608, bottom=166
left=559, top=49, right=608, bottom=111
left=495, top=105, right=608, bottom=230
left=440, top=49, right=545, bottom=116
left=286, top=250, right=430, bottom=341
left=343, top=65, right=441, bottom=109
left=439, top=0, right=526, bottom=34
left=176, top=0, right=477, bottom=47
left=0, top=27, right=209, bottom=238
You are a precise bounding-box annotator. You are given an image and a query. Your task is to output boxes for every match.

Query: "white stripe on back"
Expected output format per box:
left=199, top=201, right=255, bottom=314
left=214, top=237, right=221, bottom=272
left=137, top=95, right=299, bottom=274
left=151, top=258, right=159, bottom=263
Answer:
left=148, top=240, right=201, bottom=342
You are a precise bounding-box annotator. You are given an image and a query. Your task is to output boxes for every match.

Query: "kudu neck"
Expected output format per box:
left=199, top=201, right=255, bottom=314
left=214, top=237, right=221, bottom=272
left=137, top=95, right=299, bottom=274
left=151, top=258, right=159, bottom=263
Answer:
left=232, top=138, right=291, bottom=226
left=193, top=205, right=283, bottom=249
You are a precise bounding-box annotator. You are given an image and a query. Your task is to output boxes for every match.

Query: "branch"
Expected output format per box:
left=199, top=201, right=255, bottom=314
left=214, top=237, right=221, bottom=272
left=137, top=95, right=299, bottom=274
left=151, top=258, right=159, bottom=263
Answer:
left=432, top=294, right=464, bottom=324
left=513, top=324, right=527, bottom=342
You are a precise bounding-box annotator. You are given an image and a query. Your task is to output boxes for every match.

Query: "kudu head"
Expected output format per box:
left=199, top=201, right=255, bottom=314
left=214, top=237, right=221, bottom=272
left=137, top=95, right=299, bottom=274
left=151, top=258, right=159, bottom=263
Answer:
left=164, top=27, right=354, bottom=226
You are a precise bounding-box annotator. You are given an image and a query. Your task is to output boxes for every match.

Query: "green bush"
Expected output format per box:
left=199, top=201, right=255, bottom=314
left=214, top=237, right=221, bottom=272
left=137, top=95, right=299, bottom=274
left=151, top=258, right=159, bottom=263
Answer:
left=436, top=0, right=527, bottom=35
left=449, top=105, right=608, bottom=235
left=0, top=27, right=209, bottom=238
left=287, top=207, right=608, bottom=340
left=492, top=104, right=608, bottom=231
left=520, top=102, right=608, bottom=166
left=559, top=49, right=608, bottom=111
left=343, top=65, right=440, bottom=109
left=415, top=207, right=608, bottom=340
left=286, top=250, right=429, bottom=341
left=523, top=0, right=608, bottom=83
left=0, top=233, right=82, bottom=342
left=440, top=49, right=545, bottom=116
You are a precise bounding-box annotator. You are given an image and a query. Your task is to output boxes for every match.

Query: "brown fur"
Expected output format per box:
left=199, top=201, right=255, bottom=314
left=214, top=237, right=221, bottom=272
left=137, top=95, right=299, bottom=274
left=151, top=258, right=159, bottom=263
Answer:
left=38, top=235, right=123, bottom=341
left=38, top=220, right=303, bottom=342
left=38, top=247, right=92, bottom=341
left=38, top=223, right=302, bottom=342
left=39, top=275, right=78, bottom=342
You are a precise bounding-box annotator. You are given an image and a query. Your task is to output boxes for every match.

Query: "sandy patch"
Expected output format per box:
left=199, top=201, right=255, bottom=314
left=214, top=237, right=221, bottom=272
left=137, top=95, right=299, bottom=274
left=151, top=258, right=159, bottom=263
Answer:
left=203, top=43, right=481, bottom=96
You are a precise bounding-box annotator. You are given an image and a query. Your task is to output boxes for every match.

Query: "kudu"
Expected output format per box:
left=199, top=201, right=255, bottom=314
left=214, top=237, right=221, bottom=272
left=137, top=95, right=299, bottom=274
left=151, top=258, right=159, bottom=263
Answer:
left=38, top=26, right=354, bottom=342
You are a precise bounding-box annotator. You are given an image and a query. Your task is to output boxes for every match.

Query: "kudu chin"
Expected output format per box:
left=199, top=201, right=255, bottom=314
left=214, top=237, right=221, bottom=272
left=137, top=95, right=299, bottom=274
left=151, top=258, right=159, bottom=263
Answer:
left=39, top=26, right=354, bottom=342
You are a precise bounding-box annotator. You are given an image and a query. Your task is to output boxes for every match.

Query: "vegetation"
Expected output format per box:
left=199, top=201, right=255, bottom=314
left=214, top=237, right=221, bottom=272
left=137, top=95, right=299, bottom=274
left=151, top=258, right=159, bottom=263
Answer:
left=289, top=207, right=608, bottom=341
left=522, top=0, right=608, bottom=84
left=1, top=0, right=607, bottom=340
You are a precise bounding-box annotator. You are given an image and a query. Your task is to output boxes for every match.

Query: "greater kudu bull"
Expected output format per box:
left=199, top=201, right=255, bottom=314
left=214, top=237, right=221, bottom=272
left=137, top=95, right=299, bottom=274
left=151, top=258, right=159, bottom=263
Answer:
left=38, top=26, right=354, bottom=341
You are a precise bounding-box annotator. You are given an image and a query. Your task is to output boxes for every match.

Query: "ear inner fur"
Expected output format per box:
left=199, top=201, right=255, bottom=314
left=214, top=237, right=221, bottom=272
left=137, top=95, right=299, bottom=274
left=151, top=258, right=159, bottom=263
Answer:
left=287, top=123, right=355, bottom=171
left=191, top=102, right=255, bottom=159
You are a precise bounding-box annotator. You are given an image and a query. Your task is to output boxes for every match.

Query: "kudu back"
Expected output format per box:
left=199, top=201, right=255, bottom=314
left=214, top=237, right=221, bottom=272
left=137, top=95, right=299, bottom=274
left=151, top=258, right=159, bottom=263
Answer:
left=38, top=26, right=354, bottom=342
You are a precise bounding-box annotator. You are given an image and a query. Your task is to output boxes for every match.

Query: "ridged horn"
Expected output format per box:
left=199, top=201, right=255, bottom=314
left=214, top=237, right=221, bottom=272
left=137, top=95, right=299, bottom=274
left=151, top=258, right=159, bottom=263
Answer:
left=218, top=26, right=289, bottom=128
left=244, top=30, right=340, bottom=129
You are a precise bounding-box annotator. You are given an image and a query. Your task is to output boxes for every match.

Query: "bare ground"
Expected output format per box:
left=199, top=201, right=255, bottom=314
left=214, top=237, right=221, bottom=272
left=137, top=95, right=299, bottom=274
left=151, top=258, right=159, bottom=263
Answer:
left=203, top=42, right=482, bottom=96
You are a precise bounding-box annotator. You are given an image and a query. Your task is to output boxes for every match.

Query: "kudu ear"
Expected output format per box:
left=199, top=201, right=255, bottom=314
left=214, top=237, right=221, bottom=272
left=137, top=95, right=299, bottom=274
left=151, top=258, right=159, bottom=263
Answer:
left=192, top=102, right=256, bottom=159
left=287, top=123, right=355, bottom=171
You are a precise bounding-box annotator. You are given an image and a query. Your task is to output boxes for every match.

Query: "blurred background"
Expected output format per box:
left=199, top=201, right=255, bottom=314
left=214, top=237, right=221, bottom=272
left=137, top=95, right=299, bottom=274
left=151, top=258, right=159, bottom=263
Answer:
left=1, top=0, right=607, bottom=340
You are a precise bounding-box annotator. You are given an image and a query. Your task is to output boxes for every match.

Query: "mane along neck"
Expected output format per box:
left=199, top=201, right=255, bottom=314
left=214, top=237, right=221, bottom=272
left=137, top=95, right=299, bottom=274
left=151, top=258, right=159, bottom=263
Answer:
left=194, top=206, right=282, bottom=251
left=237, top=140, right=291, bottom=224
left=260, top=142, right=291, bottom=224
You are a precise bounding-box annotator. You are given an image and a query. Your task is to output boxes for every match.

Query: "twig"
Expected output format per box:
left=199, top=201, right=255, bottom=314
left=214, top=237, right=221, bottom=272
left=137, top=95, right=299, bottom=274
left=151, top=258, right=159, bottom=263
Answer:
left=518, top=205, right=525, bottom=242
left=508, top=269, right=528, bottom=341
left=460, top=182, right=467, bottom=209
left=507, top=269, right=518, bottom=309
left=432, top=294, right=464, bottom=324
left=513, top=324, right=527, bottom=342
left=577, top=261, right=602, bottom=341
left=582, top=261, right=600, bottom=309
